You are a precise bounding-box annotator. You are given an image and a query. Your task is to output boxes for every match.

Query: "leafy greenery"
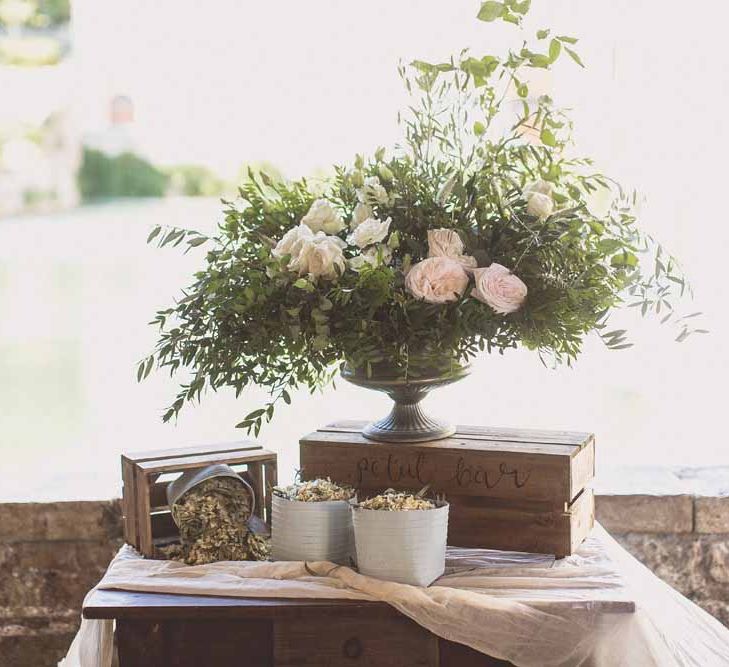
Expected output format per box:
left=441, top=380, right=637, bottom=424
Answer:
left=142, top=2, right=700, bottom=435
left=168, top=164, right=226, bottom=197
left=78, top=149, right=169, bottom=200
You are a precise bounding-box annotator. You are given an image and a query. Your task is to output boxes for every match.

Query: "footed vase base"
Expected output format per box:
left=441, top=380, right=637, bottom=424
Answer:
left=361, top=401, right=455, bottom=443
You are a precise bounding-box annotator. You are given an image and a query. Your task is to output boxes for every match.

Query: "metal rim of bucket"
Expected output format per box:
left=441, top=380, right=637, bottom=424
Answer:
left=166, top=463, right=255, bottom=518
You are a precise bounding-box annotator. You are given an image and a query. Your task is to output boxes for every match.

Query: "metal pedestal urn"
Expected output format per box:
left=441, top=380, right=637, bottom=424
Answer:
left=341, top=358, right=469, bottom=443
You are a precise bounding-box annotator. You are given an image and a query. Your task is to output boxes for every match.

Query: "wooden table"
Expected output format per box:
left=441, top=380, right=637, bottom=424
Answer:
left=83, top=538, right=636, bottom=666
left=84, top=589, right=514, bottom=666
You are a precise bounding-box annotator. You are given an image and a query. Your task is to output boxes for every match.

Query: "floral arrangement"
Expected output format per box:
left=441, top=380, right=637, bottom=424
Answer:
left=141, top=1, right=699, bottom=435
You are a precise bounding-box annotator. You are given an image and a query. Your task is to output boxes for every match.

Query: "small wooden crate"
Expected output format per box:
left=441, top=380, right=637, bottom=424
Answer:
left=300, top=421, right=595, bottom=557
left=121, top=441, right=278, bottom=558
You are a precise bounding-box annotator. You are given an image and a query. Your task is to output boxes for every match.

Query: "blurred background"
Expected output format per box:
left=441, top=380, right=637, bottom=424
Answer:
left=1, top=0, right=727, bottom=501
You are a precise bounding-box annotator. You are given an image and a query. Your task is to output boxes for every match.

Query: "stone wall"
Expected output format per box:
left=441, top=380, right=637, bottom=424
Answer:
left=0, top=495, right=727, bottom=667
left=597, top=493, right=729, bottom=627
left=0, top=501, right=123, bottom=667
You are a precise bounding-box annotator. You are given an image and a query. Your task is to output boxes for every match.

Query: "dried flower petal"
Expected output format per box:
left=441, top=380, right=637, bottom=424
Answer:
left=163, top=476, right=269, bottom=565
left=358, top=492, right=436, bottom=511
left=273, top=478, right=354, bottom=502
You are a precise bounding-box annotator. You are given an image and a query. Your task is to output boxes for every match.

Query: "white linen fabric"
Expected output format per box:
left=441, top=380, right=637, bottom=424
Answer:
left=60, top=524, right=729, bottom=667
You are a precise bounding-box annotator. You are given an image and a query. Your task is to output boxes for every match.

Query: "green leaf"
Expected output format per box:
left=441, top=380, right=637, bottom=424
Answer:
left=557, top=35, right=579, bottom=44
left=293, top=278, right=310, bottom=290
left=588, top=221, right=605, bottom=235
left=410, top=60, right=454, bottom=74
left=528, top=54, right=552, bottom=69
left=611, top=251, right=639, bottom=268
left=147, top=226, right=161, bottom=243
left=477, top=1, right=505, bottom=22
left=540, top=127, right=557, bottom=147
left=565, top=46, right=584, bottom=67
left=516, top=82, right=528, bottom=98
left=549, top=39, right=562, bottom=62
left=510, top=0, right=531, bottom=14
left=597, top=238, right=624, bottom=253
left=187, top=236, right=207, bottom=247
left=473, top=121, right=486, bottom=136
left=536, top=29, right=550, bottom=39
left=676, top=328, right=691, bottom=343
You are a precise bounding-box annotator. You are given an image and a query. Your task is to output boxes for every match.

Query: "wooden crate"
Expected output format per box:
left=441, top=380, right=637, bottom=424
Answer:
left=122, top=441, right=278, bottom=558
left=300, top=421, right=595, bottom=557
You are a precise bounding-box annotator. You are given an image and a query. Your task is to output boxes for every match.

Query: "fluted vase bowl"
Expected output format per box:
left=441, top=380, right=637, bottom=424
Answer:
left=341, top=358, right=470, bottom=443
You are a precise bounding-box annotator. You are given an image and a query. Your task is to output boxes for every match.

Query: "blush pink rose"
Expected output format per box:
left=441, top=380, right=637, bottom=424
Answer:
left=427, top=228, right=477, bottom=270
left=405, top=257, right=469, bottom=304
left=471, top=263, right=527, bottom=314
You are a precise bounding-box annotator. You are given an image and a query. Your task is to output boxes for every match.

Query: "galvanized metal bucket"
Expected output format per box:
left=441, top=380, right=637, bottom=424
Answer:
left=271, top=494, right=353, bottom=564
left=166, top=463, right=255, bottom=516
left=351, top=500, right=449, bottom=586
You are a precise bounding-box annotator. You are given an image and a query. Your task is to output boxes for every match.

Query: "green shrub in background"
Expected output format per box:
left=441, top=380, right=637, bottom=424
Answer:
left=167, top=164, right=226, bottom=197
left=78, top=148, right=169, bottom=200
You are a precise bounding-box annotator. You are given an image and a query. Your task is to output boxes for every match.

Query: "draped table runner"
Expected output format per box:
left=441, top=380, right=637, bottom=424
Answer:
left=61, top=524, right=729, bottom=667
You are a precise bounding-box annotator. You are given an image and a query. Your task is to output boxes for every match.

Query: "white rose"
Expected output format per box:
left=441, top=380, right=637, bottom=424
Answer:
left=405, top=257, right=469, bottom=304
left=272, top=224, right=314, bottom=264
left=427, top=228, right=477, bottom=270
left=471, top=263, right=527, bottom=314
left=526, top=192, right=554, bottom=219
left=348, top=216, right=391, bottom=249
left=301, top=199, right=345, bottom=234
left=350, top=202, right=372, bottom=229
left=292, top=233, right=346, bottom=280
left=523, top=179, right=553, bottom=197
left=349, top=244, right=392, bottom=271
left=357, top=176, right=390, bottom=205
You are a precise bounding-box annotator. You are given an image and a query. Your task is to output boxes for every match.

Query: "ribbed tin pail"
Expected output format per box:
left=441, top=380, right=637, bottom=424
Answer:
left=351, top=501, right=449, bottom=586
left=271, top=494, right=352, bottom=564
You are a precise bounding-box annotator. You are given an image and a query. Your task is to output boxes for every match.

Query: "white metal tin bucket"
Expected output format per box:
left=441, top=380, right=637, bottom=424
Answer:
left=351, top=501, right=449, bottom=587
left=271, top=494, right=353, bottom=564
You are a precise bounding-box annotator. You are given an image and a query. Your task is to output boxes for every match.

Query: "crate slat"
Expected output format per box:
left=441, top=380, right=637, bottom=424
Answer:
left=324, top=420, right=591, bottom=446
left=300, top=423, right=595, bottom=557
left=300, top=435, right=592, bottom=507
left=137, top=450, right=276, bottom=474
left=122, top=444, right=277, bottom=557
left=122, top=441, right=261, bottom=464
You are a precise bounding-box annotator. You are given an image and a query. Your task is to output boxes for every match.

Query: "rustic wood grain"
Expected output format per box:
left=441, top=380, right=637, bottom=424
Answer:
left=300, top=433, right=584, bottom=506
left=89, top=588, right=634, bottom=667
left=117, top=618, right=273, bottom=667
left=122, top=440, right=261, bottom=463
left=446, top=489, right=594, bottom=557
left=121, top=446, right=277, bottom=557
left=274, top=612, right=438, bottom=666
left=121, top=457, right=138, bottom=548
left=325, top=420, right=591, bottom=445
left=137, top=449, right=276, bottom=474
left=263, top=460, right=278, bottom=525
left=300, top=423, right=595, bottom=557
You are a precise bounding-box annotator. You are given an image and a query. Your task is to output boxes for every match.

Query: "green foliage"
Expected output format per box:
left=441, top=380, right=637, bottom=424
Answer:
left=78, top=149, right=169, bottom=200
left=142, top=2, right=699, bottom=435
left=167, top=164, right=226, bottom=197
left=33, top=0, right=70, bottom=26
